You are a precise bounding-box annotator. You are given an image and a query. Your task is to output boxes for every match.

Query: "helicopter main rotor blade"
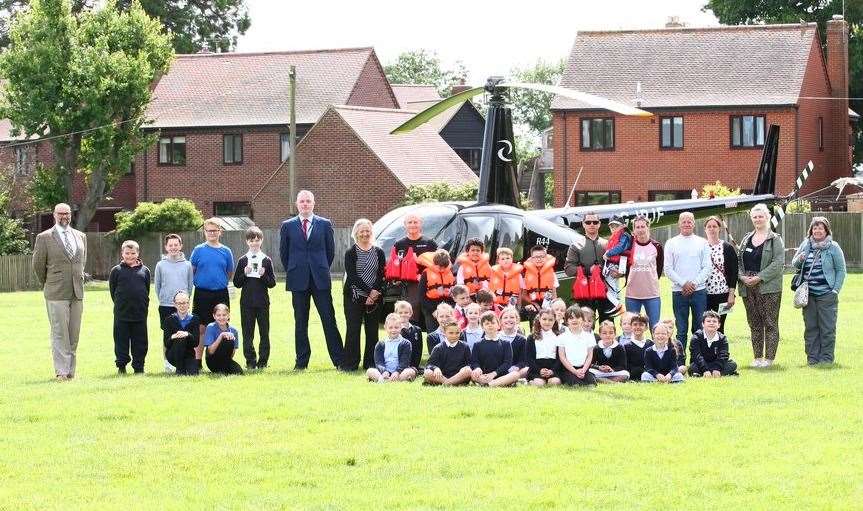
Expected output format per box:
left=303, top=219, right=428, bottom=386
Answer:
left=390, top=86, right=486, bottom=134
left=500, top=82, right=653, bottom=117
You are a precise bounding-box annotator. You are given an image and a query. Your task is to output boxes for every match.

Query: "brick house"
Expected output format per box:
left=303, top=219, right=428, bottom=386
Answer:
left=254, top=104, right=478, bottom=227
left=133, top=46, right=401, bottom=223
left=551, top=18, right=853, bottom=207
left=391, top=84, right=485, bottom=173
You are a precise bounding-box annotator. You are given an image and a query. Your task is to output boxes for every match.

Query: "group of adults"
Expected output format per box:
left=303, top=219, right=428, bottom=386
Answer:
left=32, top=195, right=846, bottom=379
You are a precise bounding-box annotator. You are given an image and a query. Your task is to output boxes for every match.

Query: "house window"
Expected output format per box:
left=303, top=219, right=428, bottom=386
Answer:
left=730, top=115, right=765, bottom=148
left=817, top=117, right=823, bottom=151
left=454, top=148, right=482, bottom=172
left=14, top=145, right=34, bottom=176
left=575, top=190, right=621, bottom=206
left=223, top=134, right=242, bottom=164
left=580, top=118, right=615, bottom=150
left=648, top=190, right=691, bottom=201
left=213, top=201, right=252, bottom=216
left=660, top=116, right=684, bottom=149
left=158, top=136, right=186, bottom=165
left=280, top=132, right=292, bottom=162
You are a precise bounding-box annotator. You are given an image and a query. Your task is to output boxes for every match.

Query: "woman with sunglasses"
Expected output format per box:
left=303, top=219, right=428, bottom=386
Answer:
left=342, top=218, right=386, bottom=371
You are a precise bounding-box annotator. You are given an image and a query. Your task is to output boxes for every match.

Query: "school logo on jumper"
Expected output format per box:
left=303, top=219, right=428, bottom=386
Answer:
left=497, top=140, right=513, bottom=162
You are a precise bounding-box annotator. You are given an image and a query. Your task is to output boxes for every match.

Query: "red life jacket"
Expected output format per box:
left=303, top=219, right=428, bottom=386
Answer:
left=424, top=264, right=455, bottom=300
left=490, top=263, right=524, bottom=306
left=385, top=246, right=420, bottom=283
left=456, top=252, right=492, bottom=295
left=589, top=264, right=606, bottom=299
left=605, top=228, right=632, bottom=264
left=571, top=266, right=591, bottom=300
left=523, top=255, right=556, bottom=303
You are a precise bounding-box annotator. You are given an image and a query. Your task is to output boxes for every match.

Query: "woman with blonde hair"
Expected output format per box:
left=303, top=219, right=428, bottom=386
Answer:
left=342, top=218, right=386, bottom=371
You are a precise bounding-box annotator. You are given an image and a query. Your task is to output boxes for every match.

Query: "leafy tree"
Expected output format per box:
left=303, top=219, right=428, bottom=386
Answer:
left=27, top=163, right=66, bottom=212
left=0, top=190, right=29, bottom=255
left=0, top=0, right=173, bottom=230
left=786, top=199, right=813, bottom=213
left=704, top=0, right=862, bottom=163
left=114, top=198, right=203, bottom=239
left=700, top=180, right=741, bottom=198
left=508, top=58, right=565, bottom=135
left=0, top=0, right=250, bottom=52
left=402, top=181, right=478, bottom=205
left=384, top=50, right=469, bottom=96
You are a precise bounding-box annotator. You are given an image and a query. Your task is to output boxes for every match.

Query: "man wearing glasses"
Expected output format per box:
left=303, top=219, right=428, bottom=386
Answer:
left=564, top=212, right=615, bottom=322
left=190, top=218, right=234, bottom=366
left=32, top=203, right=87, bottom=380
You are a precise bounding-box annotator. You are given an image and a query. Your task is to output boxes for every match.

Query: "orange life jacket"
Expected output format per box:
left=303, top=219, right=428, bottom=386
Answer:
left=490, top=263, right=524, bottom=305
left=523, top=255, right=556, bottom=302
left=456, top=252, right=492, bottom=295
left=424, top=264, right=455, bottom=300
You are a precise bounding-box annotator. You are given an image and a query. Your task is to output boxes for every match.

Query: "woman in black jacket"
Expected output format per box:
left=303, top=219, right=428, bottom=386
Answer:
left=703, top=216, right=739, bottom=333
left=342, top=218, right=386, bottom=371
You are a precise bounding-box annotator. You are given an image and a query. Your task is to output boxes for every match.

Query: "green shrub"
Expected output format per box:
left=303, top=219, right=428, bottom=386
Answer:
left=402, top=181, right=478, bottom=205
left=701, top=181, right=741, bottom=199
left=0, top=191, right=29, bottom=255
left=114, top=199, right=204, bottom=240
left=786, top=199, right=812, bottom=213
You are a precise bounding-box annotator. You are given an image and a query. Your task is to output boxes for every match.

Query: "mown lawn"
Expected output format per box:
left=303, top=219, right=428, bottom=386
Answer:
left=0, top=276, right=861, bottom=510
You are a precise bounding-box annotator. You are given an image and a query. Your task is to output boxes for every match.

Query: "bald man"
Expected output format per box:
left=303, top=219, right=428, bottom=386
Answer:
left=32, top=203, right=87, bottom=380
left=663, top=211, right=711, bottom=353
left=279, top=190, right=343, bottom=370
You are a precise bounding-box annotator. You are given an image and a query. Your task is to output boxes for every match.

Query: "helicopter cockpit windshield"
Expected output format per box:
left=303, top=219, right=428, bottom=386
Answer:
left=374, top=204, right=459, bottom=255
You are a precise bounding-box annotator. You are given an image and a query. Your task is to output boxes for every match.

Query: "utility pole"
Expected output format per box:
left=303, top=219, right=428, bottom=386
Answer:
left=289, top=65, right=297, bottom=214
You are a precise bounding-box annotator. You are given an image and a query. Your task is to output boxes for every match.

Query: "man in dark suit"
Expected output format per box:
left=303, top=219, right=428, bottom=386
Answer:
left=279, top=190, right=343, bottom=369
left=32, top=203, right=87, bottom=380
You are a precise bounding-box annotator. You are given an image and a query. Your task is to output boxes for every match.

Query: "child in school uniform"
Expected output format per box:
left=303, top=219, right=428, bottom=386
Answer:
left=451, top=285, right=471, bottom=330
left=525, top=308, right=562, bottom=386
left=423, top=321, right=473, bottom=386
left=557, top=305, right=597, bottom=386
left=162, top=290, right=200, bottom=376
left=589, top=321, right=630, bottom=383
left=551, top=298, right=568, bottom=331
left=624, top=314, right=653, bottom=381
left=499, top=306, right=528, bottom=378
left=475, top=289, right=497, bottom=316
left=109, top=240, right=151, bottom=374
left=661, top=318, right=688, bottom=375
left=418, top=249, right=455, bottom=333
left=367, top=313, right=416, bottom=382
left=459, top=302, right=484, bottom=351
left=689, top=311, right=738, bottom=377
left=395, top=300, right=424, bottom=370
left=203, top=304, right=243, bottom=375
left=232, top=226, right=277, bottom=370
left=581, top=306, right=601, bottom=342
left=617, top=312, right=635, bottom=346
left=426, top=302, right=455, bottom=354
left=456, top=237, right=492, bottom=297
left=642, top=322, right=684, bottom=383
left=470, top=312, right=520, bottom=387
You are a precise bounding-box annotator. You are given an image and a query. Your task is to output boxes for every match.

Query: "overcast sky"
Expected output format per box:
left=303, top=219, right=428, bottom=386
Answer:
left=236, top=0, right=720, bottom=83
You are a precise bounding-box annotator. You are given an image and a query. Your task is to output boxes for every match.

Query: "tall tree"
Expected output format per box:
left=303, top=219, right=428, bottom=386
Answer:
left=0, top=0, right=174, bottom=229
left=384, top=50, right=468, bottom=96
left=508, top=58, right=565, bottom=135
left=704, top=0, right=862, bottom=164
left=0, top=0, right=250, bottom=52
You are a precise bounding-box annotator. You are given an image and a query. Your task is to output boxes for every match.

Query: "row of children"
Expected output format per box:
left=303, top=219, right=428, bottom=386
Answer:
left=108, top=225, right=275, bottom=375
left=368, top=295, right=739, bottom=385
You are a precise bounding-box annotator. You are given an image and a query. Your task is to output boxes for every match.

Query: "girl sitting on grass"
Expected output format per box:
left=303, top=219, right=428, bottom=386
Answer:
left=498, top=306, right=528, bottom=378
left=558, top=305, right=597, bottom=387
left=367, top=313, right=415, bottom=383
left=162, top=290, right=200, bottom=375
left=525, top=308, right=562, bottom=386
left=203, top=304, right=243, bottom=375
left=642, top=322, right=684, bottom=383
left=589, top=321, right=630, bottom=383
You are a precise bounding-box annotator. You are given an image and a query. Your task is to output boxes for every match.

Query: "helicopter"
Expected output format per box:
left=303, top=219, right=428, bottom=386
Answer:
left=375, top=77, right=813, bottom=302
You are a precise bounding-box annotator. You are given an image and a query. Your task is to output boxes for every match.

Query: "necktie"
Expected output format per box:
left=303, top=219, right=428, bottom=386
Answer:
left=302, top=218, right=309, bottom=240
left=63, top=231, right=74, bottom=258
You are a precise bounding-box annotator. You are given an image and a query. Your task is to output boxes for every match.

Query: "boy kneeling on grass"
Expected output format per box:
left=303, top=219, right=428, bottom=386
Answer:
left=689, top=311, right=738, bottom=378
left=469, top=312, right=521, bottom=387
left=367, top=313, right=416, bottom=382
left=423, top=321, right=472, bottom=386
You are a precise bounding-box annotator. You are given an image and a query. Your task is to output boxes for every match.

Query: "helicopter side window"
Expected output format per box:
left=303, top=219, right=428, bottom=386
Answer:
left=496, top=215, right=524, bottom=262
left=461, top=215, right=495, bottom=251
left=374, top=204, right=458, bottom=256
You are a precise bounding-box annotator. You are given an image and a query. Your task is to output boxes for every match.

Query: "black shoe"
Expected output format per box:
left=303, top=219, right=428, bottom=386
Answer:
left=133, top=368, right=144, bottom=374
left=246, top=363, right=257, bottom=371
left=293, top=365, right=307, bottom=371
left=117, top=366, right=127, bottom=374
left=256, top=363, right=267, bottom=370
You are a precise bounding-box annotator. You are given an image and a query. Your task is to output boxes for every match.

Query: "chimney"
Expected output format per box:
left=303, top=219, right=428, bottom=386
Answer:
left=827, top=14, right=850, bottom=177
left=665, top=16, right=685, bottom=28
left=450, top=78, right=471, bottom=96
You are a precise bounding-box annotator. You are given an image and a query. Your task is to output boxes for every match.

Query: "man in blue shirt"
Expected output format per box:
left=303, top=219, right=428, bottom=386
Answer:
left=279, top=190, right=343, bottom=370
left=190, top=218, right=234, bottom=363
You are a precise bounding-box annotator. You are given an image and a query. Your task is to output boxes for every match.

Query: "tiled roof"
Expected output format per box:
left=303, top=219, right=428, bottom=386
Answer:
left=552, top=23, right=819, bottom=110
left=391, top=84, right=441, bottom=109
left=328, top=105, right=478, bottom=188
left=146, top=47, right=378, bottom=128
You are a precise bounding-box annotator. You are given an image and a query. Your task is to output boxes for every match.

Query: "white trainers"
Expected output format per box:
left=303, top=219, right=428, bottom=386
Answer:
left=751, top=358, right=765, bottom=368
left=164, top=359, right=176, bottom=373
left=763, top=359, right=774, bottom=367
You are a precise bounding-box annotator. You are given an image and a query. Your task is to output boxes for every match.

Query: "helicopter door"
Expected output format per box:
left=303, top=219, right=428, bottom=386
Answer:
left=495, top=215, right=525, bottom=263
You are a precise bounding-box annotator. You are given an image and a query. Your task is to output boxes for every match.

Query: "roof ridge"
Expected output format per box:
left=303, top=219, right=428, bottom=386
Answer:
left=175, top=46, right=374, bottom=58
left=333, top=104, right=418, bottom=114
left=390, top=84, right=438, bottom=88
left=577, top=22, right=817, bottom=36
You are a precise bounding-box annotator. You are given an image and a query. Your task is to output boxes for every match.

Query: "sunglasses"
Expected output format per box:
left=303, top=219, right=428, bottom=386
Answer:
left=583, top=220, right=600, bottom=225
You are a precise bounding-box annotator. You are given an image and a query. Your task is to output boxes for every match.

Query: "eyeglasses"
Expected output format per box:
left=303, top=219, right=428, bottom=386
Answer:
left=174, top=301, right=190, bottom=306
left=583, top=220, right=600, bottom=225
left=205, top=230, right=220, bottom=234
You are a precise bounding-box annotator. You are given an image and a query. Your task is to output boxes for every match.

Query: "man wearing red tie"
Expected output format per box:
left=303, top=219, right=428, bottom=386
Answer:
left=279, top=190, right=343, bottom=370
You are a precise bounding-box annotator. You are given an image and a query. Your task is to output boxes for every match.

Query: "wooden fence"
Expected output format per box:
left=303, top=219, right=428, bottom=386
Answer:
left=3, top=213, right=861, bottom=292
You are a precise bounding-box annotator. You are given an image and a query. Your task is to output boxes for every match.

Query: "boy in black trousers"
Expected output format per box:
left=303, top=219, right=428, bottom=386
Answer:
left=109, top=240, right=151, bottom=374
left=232, top=226, right=277, bottom=370
left=689, top=311, right=738, bottom=377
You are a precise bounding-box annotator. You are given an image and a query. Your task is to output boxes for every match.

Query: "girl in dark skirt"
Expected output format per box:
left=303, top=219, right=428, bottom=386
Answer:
left=525, top=308, right=562, bottom=386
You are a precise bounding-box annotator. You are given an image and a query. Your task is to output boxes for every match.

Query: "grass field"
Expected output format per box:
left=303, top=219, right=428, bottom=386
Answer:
left=1, top=276, right=861, bottom=510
